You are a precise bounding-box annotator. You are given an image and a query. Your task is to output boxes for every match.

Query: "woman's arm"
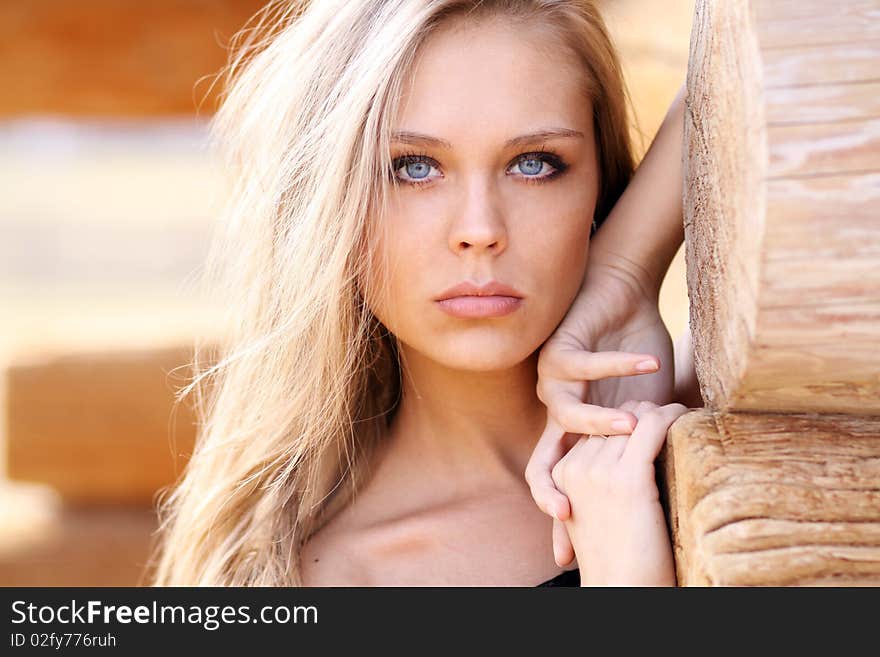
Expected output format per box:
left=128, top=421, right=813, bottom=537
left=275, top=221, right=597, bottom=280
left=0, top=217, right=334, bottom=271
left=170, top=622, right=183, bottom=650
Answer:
left=602, top=81, right=700, bottom=408
left=589, top=82, right=686, bottom=301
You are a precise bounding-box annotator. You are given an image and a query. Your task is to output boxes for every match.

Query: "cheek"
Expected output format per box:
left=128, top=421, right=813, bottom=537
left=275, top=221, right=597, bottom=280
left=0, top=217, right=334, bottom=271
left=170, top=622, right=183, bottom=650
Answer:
left=520, top=197, right=594, bottom=313
left=362, top=207, right=436, bottom=333
left=528, top=229, right=591, bottom=336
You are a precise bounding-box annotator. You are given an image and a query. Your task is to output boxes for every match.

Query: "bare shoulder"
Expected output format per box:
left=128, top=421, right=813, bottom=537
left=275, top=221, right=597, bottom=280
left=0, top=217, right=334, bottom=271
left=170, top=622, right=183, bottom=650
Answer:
left=300, top=488, right=434, bottom=586
left=300, top=519, right=370, bottom=586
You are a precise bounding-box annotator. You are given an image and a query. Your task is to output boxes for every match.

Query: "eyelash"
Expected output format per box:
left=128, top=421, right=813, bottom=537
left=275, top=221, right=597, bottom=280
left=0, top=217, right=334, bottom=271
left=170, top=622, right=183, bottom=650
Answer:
left=390, top=149, right=569, bottom=188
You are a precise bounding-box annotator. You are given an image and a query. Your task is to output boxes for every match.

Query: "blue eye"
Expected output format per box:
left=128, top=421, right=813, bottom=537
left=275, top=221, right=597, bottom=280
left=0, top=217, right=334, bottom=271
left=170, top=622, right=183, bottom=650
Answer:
left=390, top=150, right=568, bottom=187
left=509, top=152, right=567, bottom=181
left=517, top=157, right=546, bottom=176
left=405, top=160, right=431, bottom=179
left=392, top=154, right=442, bottom=185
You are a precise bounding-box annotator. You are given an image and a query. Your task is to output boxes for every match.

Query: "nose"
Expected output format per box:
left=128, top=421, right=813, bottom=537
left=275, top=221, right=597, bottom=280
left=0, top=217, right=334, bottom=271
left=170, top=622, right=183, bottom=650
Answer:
left=447, top=175, right=508, bottom=255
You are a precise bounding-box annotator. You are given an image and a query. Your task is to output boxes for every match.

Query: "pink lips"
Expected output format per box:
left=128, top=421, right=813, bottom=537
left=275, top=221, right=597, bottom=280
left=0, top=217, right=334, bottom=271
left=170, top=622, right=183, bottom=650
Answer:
left=434, top=280, right=524, bottom=319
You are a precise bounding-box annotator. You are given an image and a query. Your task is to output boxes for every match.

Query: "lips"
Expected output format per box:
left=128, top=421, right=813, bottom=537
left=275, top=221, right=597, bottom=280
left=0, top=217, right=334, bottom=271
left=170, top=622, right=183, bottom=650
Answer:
left=434, top=280, right=524, bottom=319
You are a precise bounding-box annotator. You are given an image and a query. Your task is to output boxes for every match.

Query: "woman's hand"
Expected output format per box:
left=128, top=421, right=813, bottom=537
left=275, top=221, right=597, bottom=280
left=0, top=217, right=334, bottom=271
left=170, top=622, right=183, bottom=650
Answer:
left=526, top=83, right=686, bottom=567
left=527, top=257, right=676, bottom=566
left=551, top=401, right=688, bottom=586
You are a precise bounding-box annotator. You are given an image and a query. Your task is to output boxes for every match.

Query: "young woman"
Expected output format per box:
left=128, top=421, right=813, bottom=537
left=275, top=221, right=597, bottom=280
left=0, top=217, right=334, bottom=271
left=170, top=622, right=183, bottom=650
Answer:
left=150, top=0, right=692, bottom=587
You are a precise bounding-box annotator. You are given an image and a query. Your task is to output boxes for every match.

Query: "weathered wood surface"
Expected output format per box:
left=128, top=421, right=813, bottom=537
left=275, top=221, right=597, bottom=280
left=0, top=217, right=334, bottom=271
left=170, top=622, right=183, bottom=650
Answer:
left=669, top=0, right=880, bottom=587
left=683, top=0, right=880, bottom=414
left=662, top=410, right=880, bottom=586
left=4, top=347, right=196, bottom=504
left=752, top=1, right=880, bottom=49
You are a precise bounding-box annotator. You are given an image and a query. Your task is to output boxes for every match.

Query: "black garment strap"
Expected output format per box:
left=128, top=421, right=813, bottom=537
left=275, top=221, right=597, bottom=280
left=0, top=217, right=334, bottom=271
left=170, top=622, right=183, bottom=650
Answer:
left=536, top=568, right=580, bottom=587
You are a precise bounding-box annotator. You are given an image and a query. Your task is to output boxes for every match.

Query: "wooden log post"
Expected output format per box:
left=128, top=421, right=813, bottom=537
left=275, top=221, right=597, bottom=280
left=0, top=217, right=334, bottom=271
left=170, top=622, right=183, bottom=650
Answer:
left=662, top=0, right=880, bottom=585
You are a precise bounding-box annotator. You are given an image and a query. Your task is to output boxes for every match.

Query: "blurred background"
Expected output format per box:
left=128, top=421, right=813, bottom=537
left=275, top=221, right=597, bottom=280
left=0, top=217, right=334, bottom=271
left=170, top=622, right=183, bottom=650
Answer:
left=0, top=0, right=694, bottom=585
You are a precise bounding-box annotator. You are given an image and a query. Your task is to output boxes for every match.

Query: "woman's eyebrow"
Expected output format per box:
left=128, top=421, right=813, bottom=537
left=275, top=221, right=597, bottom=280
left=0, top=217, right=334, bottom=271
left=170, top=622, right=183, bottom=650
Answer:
left=391, top=131, right=452, bottom=149
left=504, top=128, right=585, bottom=148
left=390, top=128, right=584, bottom=150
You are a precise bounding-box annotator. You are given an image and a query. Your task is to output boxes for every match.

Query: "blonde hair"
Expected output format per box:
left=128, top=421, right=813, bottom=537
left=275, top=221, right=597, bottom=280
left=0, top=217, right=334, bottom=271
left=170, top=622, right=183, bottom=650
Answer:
left=149, top=0, right=636, bottom=586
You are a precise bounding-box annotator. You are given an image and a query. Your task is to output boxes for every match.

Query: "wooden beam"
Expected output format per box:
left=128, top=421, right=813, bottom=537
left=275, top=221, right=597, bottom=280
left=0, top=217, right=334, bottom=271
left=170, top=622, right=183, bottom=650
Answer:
left=4, top=346, right=197, bottom=504
left=662, top=410, right=880, bottom=585
left=753, top=0, right=880, bottom=49
left=667, top=0, right=880, bottom=587
left=0, top=0, right=265, bottom=117
left=683, top=0, right=880, bottom=414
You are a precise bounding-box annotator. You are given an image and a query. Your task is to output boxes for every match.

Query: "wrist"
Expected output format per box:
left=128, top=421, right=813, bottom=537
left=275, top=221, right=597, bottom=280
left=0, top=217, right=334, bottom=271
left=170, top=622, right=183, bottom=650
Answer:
left=580, top=571, right=676, bottom=587
left=585, top=244, right=662, bottom=305
left=567, top=505, right=677, bottom=587
left=574, top=548, right=677, bottom=587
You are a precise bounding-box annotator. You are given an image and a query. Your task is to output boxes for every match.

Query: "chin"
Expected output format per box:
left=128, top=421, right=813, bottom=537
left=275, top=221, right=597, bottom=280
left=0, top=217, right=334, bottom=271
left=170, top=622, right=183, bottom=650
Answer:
left=425, top=335, right=541, bottom=372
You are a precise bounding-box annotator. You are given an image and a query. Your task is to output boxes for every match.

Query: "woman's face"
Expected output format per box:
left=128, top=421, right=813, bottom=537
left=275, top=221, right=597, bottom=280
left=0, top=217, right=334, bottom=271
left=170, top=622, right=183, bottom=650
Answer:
left=367, top=16, right=600, bottom=371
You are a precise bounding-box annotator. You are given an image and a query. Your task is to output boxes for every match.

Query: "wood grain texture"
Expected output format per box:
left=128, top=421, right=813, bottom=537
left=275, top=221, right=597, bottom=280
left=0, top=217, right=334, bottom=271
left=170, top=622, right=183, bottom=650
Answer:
left=684, top=0, right=880, bottom=414
left=765, top=81, right=880, bottom=124
left=767, top=118, right=880, bottom=178
left=762, top=42, right=880, bottom=88
left=4, top=346, right=197, bottom=504
left=663, top=410, right=880, bottom=586
left=753, top=0, right=880, bottom=49
left=683, top=0, right=766, bottom=411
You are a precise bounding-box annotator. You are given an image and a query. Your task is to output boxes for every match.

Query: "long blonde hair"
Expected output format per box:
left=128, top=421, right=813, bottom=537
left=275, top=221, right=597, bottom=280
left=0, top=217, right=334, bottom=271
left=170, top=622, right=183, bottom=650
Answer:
left=149, top=0, right=636, bottom=586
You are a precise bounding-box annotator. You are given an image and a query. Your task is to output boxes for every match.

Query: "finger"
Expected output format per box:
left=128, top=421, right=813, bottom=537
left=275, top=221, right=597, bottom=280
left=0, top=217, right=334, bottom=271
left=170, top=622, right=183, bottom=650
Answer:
left=540, top=349, right=660, bottom=382
left=552, top=434, right=601, bottom=489
left=552, top=518, right=576, bottom=567
left=552, top=390, right=638, bottom=435
left=622, top=403, right=690, bottom=465
left=632, top=400, right=660, bottom=417
left=536, top=375, right=579, bottom=408
left=580, top=433, right=607, bottom=460
left=525, top=418, right=573, bottom=521
left=599, top=433, right=630, bottom=461
left=559, top=433, right=605, bottom=463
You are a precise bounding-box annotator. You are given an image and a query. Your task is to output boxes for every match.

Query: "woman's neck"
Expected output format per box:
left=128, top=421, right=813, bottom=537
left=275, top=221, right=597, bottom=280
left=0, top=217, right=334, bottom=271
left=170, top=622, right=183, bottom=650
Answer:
left=381, top=345, right=548, bottom=491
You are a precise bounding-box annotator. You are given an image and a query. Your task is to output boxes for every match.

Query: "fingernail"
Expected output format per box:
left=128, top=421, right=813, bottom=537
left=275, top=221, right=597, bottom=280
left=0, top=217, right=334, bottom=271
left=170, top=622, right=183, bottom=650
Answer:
left=636, top=359, right=658, bottom=372
left=611, top=418, right=634, bottom=432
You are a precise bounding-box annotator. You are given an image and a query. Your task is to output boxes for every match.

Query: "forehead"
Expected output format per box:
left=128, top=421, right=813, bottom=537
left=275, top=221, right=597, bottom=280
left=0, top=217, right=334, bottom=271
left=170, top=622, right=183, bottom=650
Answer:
left=393, top=15, right=592, bottom=141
